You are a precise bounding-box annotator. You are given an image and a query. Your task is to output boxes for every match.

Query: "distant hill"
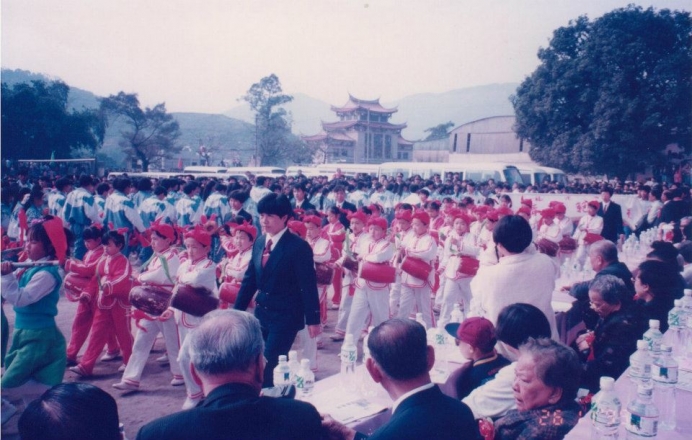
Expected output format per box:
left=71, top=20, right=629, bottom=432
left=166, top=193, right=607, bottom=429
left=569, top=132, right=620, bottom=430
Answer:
left=2, top=68, right=100, bottom=110
left=225, top=84, right=519, bottom=141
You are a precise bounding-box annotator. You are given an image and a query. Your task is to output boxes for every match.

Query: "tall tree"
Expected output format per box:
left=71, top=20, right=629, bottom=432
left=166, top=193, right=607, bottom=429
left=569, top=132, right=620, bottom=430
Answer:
left=240, top=74, right=296, bottom=165
left=100, top=92, right=181, bottom=171
left=423, top=121, right=455, bottom=141
left=1, top=80, right=105, bottom=161
left=512, top=6, right=691, bottom=179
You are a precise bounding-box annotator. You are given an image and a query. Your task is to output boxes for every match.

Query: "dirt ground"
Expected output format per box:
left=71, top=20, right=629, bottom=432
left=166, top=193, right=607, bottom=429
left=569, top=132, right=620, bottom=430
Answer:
left=2, top=296, right=349, bottom=439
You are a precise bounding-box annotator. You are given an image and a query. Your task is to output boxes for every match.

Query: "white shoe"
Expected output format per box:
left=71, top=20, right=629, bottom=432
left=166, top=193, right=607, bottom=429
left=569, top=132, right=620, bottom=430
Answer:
left=118, top=364, right=127, bottom=372
left=68, top=365, right=89, bottom=377
left=182, top=397, right=201, bottom=410
left=170, top=377, right=185, bottom=386
left=112, top=381, right=138, bottom=391
left=156, top=353, right=169, bottom=363
left=101, top=351, right=121, bottom=362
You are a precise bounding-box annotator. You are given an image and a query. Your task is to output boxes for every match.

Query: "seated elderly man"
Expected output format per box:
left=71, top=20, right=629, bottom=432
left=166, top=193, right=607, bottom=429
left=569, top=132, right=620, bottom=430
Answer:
left=136, top=310, right=323, bottom=440
left=493, top=338, right=582, bottom=439
left=322, top=318, right=480, bottom=440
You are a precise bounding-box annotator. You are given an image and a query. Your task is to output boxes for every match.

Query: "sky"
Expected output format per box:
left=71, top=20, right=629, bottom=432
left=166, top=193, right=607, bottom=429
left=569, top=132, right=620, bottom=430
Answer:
left=2, top=0, right=689, bottom=114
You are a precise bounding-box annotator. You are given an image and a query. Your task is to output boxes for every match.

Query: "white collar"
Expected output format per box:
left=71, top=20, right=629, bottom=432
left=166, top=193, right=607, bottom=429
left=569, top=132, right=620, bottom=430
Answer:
left=391, top=382, right=435, bottom=414
left=265, top=227, right=288, bottom=250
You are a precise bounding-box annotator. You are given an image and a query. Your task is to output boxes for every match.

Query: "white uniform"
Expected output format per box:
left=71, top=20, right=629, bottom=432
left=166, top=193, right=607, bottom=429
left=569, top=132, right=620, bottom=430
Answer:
left=573, top=214, right=604, bottom=264
left=335, top=231, right=372, bottom=337
left=438, top=231, right=480, bottom=326
left=398, top=231, right=438, bottom=329
left=389, top=227, right=415, bottom=316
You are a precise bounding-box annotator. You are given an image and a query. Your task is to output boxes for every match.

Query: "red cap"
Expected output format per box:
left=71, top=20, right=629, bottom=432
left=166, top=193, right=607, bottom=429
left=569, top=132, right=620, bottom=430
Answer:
left=520, top=198, right=533, bottom=208
left=516, top=206, right=532, bottom=217
left=302, top=215, right=322, bottom=227
left=184, top=225, right=211, bottom=247
left=445, top=317, right=496, bottom=350
left=453, top=212, right=472, bottom=226
left=348, top=210, right=368, bottom=225
left=288, top=220, right=306, bottom=239
left=233, top=221, right=257, bottom=241
left=395, top=210, right=412, bottom=222
left=149, top=220, right=176, bottom=242
left=541, top=208, right=556, bottom=219
left=412, top=210, right=430, bottom=226
left=486, top=209, right=499, bottom=222
left=588, top=200, right=600, bottom=210
left=368, top=217, right=388, bottom=231
left=553, top=203, right=566, bottom=214
left=496, top=206, right=513, bottom=218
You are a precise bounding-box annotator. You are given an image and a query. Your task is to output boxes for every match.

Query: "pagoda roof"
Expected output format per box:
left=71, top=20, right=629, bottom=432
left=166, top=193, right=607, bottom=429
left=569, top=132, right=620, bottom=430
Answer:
left=331, top=94, right=398, bottom=114
left=301, top=131, right=356, bottom=143
left=397, top=137, right=414, bottom=146
left=322, top=120, right=407, bottom=131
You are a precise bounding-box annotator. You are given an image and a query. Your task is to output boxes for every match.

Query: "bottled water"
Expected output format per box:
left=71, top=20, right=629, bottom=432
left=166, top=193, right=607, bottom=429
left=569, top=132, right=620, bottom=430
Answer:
left=624, top=384, right=658, bottom=439
left=362, top=326, right=375, bottom=362
left=450, top=303, right=464, bottom=323
left=642, top=320, right=662, bottom=360
left=590, top=376, right=621, bottom=440
left=652, top=345, right=677, bottom=430
left=667, top=300, right=684, bottom=330
left=433, top=323, right=449, bottom=378
left=415, top=312, right=427, bottom=330
left=272, top=355, right=291, bottom=386
left=681, top=289, right=692, bottom=324
left=287, top=350, right=300, bottom=385
left=295, top=359, right=315, bottom=400
left=664, top=300, right=685, bottom=357
left=340, top=334, right=357, bottom=383
left=627, top=340, right=652, bottom=403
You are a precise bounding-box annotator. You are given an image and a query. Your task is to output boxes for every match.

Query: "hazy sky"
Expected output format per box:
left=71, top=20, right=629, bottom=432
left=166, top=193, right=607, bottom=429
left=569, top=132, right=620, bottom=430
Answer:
left=2, top=0, right=689, bottom=113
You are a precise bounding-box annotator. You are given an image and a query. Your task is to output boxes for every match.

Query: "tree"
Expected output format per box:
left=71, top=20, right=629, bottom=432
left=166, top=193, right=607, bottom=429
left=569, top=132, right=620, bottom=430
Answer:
left=240, top=74, right=297, bottom=165
left=100, top=92, right=181, bottom=171
left=423, top=121, right=455, bottom=141
left=1, top=80, right=105, bottom=161
left=511, top=6, right=691, bottom=179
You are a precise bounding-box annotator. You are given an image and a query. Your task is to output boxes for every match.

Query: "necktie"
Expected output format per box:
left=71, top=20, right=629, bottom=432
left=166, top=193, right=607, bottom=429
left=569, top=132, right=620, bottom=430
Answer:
left=262, top=239, right=272, bottom=268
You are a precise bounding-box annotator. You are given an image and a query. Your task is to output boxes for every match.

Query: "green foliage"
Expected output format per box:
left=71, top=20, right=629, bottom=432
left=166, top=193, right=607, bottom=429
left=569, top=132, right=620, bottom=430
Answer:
left=1, top=80, right=105, bottom=161
left=100, top=92, right=182, bottom=171
left=424, top=121, right=455, bottom=140
left=512, top=6, right=692, bottom=179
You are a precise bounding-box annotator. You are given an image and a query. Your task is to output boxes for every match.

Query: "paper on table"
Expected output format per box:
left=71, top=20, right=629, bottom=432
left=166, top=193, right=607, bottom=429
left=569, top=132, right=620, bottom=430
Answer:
left=314, top=392, right=388, bottom=424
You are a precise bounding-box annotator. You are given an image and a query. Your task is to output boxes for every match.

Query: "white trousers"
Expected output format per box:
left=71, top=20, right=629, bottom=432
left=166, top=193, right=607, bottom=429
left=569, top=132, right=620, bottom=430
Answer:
left=177, top=323, right=203, bottom=400
left=398, top=284, right=435, bottom=329
left=122, top=317, right=182, bottom=386
left=347, top=285, right=389, bottom=338
left=438, top=277, right=472, bottom=327
left=388, top=273, right=402, bottom=317
left=292, top=326, right=317, bottom=371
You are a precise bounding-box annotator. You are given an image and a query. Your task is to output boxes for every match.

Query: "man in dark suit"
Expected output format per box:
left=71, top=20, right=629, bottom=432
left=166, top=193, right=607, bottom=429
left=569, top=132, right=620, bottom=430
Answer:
left=234, top=193, right=321, bottom=386
left=656, top=188, right=685, bottom=243
left=333, top=185, right=356, bottom=228
left=322, top=318, right=481, bottom=440
left=136, top=310, right=323, bottom=440
left=291, top=182, right=316, bottom=212
left=228, top=189, right=253, bottom=223
left=597, top=187, right=623, bottom=243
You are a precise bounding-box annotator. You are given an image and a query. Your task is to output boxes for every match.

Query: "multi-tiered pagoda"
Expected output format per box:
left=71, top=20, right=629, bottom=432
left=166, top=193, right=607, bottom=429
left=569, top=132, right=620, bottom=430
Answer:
left=302, top=95, right=413, bottom=164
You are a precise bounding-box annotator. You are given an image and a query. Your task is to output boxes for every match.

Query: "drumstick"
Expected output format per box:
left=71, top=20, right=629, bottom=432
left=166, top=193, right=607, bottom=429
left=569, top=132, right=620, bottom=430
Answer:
left=9, top=261, right=60, bottom=268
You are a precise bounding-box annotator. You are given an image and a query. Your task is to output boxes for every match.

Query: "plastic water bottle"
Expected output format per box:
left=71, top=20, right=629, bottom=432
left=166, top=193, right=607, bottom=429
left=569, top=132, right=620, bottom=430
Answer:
left=668, top=300, right=684, bottom=330
left=433, top=323, right=449, bottom=378
left=340, top=334, right=357, bottom=383
left=415, top=312, right=427, bottom=330
left=627, top=340, right=652, bottom=403
left=652, top=345, right=677, bottom=431
left=590, top=376, right=621, bottom=440
left=272, top=355, right=291, bottom=386
left=450, top=303, right=464, bottom=323
left=362, top=326, right=375, bottom=362
left=295, top=359, right=315, bottom=400
left=624, top=384, right=658, bottom=439
left=664, top=300, right=685, bottom=357
left=642, top=320, right=662, bottom=360
left=681, top=289, right=692, bottom=324
left=287, top=350, right=300, bottom=384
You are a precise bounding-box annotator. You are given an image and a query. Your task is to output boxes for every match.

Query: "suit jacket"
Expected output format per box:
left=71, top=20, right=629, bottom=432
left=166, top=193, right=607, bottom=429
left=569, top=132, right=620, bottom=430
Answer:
left=232, top=208, right=253, bottom=223
left=356, top=385, right=481, bottom=440
left=235, top=229, right=320, bottom=332
left=657, top=200, right=685, bottom=242
left=292, top=198, right=316, bottom=212
left=598, top=202, right=623, bottom=243
left=335, top=201, right=357, bottom=228
left=136, top=383, right=324, bottom=440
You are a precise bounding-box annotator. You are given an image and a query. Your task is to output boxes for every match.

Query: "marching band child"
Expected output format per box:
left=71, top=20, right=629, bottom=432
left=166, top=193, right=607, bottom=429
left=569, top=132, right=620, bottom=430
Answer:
left=323, top=206, right=345, bottom=309
left=217, top=221, right=255, bottom=309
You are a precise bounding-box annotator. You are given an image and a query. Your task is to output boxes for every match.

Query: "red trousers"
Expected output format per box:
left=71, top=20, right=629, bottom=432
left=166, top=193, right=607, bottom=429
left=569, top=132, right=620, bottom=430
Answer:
left=78, top=305, right=133, bottom=374
left=331, top=267, right=343, bottom=305
left=67, top=299, right=119, bottom=361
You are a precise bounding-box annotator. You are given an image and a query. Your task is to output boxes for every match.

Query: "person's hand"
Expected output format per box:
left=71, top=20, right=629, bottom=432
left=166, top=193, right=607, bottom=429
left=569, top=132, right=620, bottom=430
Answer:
left=78, top=294, right=91, bottom=304
left=1, top=262, right=14, bottom=275
left=159, top=309, right=174, bottom=321
left=308, top=324, right=322, bottom=339
left=321, top=414, right=357, bottom=440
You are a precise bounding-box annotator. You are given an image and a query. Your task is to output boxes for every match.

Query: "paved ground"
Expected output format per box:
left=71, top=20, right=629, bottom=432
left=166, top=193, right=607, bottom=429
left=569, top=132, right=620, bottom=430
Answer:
left=2, top=295, right=350, bottom=439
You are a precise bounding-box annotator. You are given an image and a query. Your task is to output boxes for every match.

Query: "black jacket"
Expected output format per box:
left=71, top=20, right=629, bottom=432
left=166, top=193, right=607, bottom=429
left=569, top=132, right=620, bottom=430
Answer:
left=598, top=202, right=624, bottom=243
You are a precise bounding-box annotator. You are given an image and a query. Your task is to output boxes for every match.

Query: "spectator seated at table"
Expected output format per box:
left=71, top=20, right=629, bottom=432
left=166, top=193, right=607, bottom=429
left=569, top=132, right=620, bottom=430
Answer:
left=492, top=338, right=582, bottom=440
left=322, top=318, right=481, bottom=440
left=679, top=241, right=692, bottom=288
left=573, top=275, right=645, bottom=392
left=136, top=309, right=323, bottom=440
left=462, top=303, right=552, bottom=421
left=567, top=240, right=634, bottom=330
left=441, top=317, right=510, bottom=400
left=19, top=382, right=121, bottom=440
left=634, top=260, right=679, bottom=333
left=645, top=240, right=686, bottom=300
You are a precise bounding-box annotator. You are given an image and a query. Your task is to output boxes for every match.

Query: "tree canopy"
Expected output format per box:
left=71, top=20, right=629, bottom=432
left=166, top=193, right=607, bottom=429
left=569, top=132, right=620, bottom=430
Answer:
left=100, top=92, right=181, bottom=171
left=512, top=5, right=691, bottom=179
left=1, top=80, right=105, bottom=161
left=424, top=121, right=455, bottom=141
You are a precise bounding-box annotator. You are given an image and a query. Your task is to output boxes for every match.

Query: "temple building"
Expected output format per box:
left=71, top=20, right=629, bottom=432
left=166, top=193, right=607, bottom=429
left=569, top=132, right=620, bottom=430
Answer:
left=302, top=95, right=414, bottom=164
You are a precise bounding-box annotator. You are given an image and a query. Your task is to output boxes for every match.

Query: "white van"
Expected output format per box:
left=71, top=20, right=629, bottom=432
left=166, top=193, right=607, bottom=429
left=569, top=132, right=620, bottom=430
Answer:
left=377, top=162, right=524, bottom=185
left=315, top=163, right=379, bottom=178
left=516, top=165, right=568, bottom=186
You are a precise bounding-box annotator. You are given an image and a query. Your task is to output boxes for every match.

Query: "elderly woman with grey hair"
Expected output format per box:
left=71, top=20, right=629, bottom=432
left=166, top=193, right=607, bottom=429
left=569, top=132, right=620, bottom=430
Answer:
left=493, top=338, right=582, bottom=440
left=574, top=274, right=646, bottom=392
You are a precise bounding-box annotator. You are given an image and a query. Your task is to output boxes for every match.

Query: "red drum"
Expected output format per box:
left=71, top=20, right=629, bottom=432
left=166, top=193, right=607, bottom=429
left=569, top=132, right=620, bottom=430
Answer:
left=171, top=284, right=219, bottom=317
left=583, top=233, right=604, bottom=245
left=219, top=283, right=241, bottom=304
left=457, top=256, right=480, bottom=277
left=315, top=262, right=334, bottom=286
left=401, top=256, right=433, bottom=280
left=359, top=261, right=396, bottom=284
left=558, top=236, right=578, bottom=251
left=63, top=273, right=97, bottom=302
left=342, top=256, right=359, bottom=272
left=536, top=239, right=559, bottom=257
left=130, top=285, right=172, bottom=316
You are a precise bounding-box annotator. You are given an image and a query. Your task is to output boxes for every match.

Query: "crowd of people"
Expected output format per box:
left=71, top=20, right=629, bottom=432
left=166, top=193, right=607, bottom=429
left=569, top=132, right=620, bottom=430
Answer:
left=1, top=165, right=691, bottom=439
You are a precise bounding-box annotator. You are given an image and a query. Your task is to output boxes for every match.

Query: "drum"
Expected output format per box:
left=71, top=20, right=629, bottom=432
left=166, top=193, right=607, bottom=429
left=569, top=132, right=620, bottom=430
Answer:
left=401, top=256, right=433, bottom=280
left=457, top=256, right=480, bottom=277
left=218, top=282, right=241, bottom=304
left=315, top=262, right=334, bottom=286
left=583, top=232, right=604, bottom=245
left=170, top=284, right=219, bottom=317
left=342, top=255, right=359, bottom=272
left=359, top=261, right=396, bottom=284
left=558, top=236, right=578, bottom=252
left=130, top=285, right=172, bottom=316
left=536, top=238, right=559, bottom=257
left=63, top=273, right=97, bottom=302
